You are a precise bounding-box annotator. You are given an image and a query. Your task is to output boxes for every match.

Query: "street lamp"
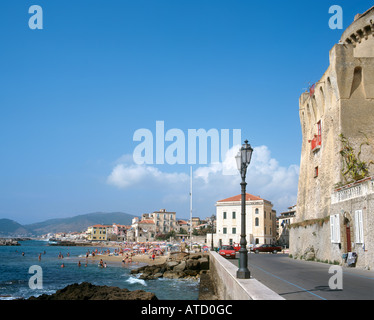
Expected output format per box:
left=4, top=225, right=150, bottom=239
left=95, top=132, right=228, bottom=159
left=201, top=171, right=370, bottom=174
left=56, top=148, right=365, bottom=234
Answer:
left=210, top=219, right=215, bottom=251
left=235, top=140, right=253, bottom=279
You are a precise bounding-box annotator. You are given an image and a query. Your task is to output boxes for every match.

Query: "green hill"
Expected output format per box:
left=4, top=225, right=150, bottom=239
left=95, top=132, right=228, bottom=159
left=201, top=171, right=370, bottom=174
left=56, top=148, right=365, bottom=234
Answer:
left=24, top=212, right=137, bottom=235
left=0, top=218, right=30, bottom=236
left=0, top=212, right=137, bottom=236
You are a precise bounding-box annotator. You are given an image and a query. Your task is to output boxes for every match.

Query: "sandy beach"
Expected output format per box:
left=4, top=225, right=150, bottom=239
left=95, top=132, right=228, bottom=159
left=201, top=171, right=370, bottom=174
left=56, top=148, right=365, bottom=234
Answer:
left=86, top=253, right=167, bottom=266
left=76, top=245, right=169, bottom=266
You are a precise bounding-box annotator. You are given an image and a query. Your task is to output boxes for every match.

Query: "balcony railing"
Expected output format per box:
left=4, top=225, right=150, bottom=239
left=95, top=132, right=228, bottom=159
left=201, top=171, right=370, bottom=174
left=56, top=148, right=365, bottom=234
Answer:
left=331, top=177, right=374, bottom=204
left=310, top=134, right=322, bottom=151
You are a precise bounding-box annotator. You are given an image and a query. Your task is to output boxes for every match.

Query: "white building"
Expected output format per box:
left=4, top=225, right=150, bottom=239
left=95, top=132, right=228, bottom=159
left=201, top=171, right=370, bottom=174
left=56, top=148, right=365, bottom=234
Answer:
left=212, top=193, right=276, bottom=247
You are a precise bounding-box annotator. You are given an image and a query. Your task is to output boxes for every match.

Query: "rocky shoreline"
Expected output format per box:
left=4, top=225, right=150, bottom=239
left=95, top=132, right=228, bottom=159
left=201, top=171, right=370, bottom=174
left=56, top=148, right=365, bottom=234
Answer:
left=131, top=252, right=209, bottom=280
left=26, top=282, right=158, bottom=300
left=23, top=251, right=218, bottom=300
left=0, top=238, right=22, bottom=246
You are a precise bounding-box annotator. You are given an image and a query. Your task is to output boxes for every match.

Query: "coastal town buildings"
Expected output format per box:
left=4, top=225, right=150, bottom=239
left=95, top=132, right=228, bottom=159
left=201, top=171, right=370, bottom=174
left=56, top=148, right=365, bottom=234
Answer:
left=277, top=205, right=296, bottom=248
left=112, top=223, right=129, bottom=241
left=127, top=217, right=156, bottom=242
left=150, top=209, right=177, bottom=234
left=210, top=193, right=276, bottom=247
left=290, top=6, right=374, bottom=269
left=86, top=225, right=108, bottom=241
left=79, top=209, right=213, bottom=244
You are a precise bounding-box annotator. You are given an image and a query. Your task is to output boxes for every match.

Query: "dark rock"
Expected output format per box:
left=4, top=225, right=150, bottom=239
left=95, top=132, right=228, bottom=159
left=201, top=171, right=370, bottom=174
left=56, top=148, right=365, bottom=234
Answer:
left=198, top=272, right=218, bottom=300
left=27, top=282, right=157, bottom=300
left=199, top=258, right=209, bottom=270
left=132, top=252, right=210, bottom=280
left=186, top=259, right=200, bottom=270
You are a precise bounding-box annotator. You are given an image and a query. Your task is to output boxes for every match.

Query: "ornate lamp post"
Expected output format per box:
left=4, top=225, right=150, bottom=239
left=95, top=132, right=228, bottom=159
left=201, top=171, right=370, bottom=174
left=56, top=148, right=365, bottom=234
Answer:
left=235, top=140, right=253, bottom=279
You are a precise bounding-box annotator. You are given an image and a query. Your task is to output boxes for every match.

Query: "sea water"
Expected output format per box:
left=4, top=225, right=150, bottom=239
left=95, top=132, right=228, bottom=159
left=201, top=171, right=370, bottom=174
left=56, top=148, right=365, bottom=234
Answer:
left=0, top=240, right=199, bottom=300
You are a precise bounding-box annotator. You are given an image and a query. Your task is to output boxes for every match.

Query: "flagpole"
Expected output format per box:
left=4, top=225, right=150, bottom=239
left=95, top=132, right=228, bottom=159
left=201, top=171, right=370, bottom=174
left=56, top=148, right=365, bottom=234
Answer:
left=190, top=166, right=192, bottom=252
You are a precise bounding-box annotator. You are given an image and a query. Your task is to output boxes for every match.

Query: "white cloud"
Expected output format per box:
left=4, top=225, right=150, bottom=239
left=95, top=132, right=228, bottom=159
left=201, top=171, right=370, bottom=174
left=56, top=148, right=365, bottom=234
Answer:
left=107, top=162, right=189, bottom=189
left=107, top=146, right=299, bottom=215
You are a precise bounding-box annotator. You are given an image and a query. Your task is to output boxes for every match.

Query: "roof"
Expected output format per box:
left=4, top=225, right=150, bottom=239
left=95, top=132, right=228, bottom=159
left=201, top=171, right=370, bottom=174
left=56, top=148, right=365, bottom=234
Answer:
left=217, top=193, right=264, bottom=203
left=138, top=219, right=155, bottom=224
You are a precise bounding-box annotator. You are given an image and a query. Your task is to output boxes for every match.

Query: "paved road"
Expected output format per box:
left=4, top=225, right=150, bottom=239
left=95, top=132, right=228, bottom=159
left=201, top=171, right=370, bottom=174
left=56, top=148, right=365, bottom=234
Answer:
left=230, top=253, right=374, bottom=300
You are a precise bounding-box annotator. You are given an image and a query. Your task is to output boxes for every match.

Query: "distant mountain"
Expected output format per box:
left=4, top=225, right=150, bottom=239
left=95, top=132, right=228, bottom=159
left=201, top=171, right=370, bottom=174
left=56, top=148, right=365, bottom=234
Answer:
left=0, top=218, right=31, bottom=236
left=0, top=212, right=137, bottom=236
left=24, top=212, right=137, bottom=235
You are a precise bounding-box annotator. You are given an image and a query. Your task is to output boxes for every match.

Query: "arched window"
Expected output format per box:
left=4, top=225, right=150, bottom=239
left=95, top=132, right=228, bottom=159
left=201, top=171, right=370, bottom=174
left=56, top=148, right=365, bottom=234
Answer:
left=255, top=217, right=259, bottom=227
left=255, top=208, right=259, bottom=214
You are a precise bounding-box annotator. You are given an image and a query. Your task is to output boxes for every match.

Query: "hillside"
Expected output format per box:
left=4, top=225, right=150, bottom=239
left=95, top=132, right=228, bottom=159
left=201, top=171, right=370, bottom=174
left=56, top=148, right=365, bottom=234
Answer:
left=0, top=218, right=31, bottom=236
left=0, top=212, right=137, bottom=236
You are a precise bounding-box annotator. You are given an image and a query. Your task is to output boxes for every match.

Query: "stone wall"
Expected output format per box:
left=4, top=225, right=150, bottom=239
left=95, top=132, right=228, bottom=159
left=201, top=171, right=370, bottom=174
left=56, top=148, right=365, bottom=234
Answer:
left=289, top=222, right=342, bottom=264
left=293, top=6, right=374, bottom=269
left=290, top=183, right=374, bottom=269
left=209, top=251, right=284, bottom=300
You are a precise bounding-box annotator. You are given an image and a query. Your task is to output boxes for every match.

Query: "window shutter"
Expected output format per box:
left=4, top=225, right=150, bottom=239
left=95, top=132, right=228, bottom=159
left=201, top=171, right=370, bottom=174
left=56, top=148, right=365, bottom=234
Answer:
left=335, top=214, right=340, bottom=243
left=355, top=210, right=364, bottom=244
left=330, top=215, right=335, bottom=243
left=354, top=211, right=360, bottom=243
left=359, top=210, right=364, bottom=244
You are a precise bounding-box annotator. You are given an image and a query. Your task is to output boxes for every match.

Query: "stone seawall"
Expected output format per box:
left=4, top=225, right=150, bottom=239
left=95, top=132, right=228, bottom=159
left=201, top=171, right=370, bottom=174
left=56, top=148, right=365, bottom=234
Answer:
left=209, top=251, right=284, bottom=300
left=131, top=252, right=210, bottom=280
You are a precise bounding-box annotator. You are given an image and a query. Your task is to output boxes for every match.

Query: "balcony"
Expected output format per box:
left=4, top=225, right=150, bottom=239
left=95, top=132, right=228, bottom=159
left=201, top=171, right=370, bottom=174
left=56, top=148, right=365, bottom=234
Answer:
left=331, top=177, right=374, bottom=204
left=310, top=134, right=322, bottom=151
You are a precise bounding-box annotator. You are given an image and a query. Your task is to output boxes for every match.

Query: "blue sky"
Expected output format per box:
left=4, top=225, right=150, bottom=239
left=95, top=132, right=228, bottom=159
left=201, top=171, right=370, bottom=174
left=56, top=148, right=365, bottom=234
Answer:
left=1, top=0, right=373, bottom=224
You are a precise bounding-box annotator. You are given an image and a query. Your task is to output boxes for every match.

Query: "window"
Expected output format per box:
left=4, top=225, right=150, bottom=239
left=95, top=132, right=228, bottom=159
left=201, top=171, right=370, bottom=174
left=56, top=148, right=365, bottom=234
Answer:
left=255, top=217, right=259, bottom=227
left=330, top=214, right=341, bottom=243
left=232, top=212, right=236, bottom=219
left=314, top=166, right=319, bottom=178
left=223, top=212, right=227, bottom=219
left=229, top=239, right=233, bottom=245
left=355, top=210, right=364, bottom=244
left=223, top=227, right=227, bottom=234
left=255, top=208, right=259, bottom=214
left=232, top=228, right=236, bottom=234
left=264, top=211, right=266, bottom=219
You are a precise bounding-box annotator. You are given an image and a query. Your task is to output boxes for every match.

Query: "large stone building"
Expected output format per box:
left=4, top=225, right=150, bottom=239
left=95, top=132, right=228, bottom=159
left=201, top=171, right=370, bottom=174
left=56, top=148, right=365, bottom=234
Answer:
left=290, top=6, right=374, bottom=268
left=213, top=193, right=276, bottom=247
left=149, top=209, right=177, bottom=234
left=86, top=224, right=108, bottom=241
left=127, top=217, right=156, bottom=242
left=277, top=205, right=296, bottom=247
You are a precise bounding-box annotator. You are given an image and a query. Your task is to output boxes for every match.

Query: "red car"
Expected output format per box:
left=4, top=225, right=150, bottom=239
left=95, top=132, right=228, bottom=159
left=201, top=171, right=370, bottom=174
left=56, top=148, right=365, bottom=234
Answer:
left=233, top=244, right=240, bottom=252
left=251, top=244, right=282, bottom=254
left=219, top=245, right=236, bottom=259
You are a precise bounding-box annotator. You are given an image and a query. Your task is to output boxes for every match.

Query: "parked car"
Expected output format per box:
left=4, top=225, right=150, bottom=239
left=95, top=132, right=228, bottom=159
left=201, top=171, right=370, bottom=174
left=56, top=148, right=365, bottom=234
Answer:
left=233, top=244, right=254, bottom=251
left=251, top=244, right=282, bottom=254
left=218, top=245, right=236, bottom=259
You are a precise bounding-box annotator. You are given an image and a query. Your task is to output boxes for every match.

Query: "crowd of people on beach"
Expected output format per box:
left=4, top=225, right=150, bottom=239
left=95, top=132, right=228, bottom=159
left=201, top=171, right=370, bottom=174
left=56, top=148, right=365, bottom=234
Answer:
left=70, top=242, right=172, bottom=268
left=19, top=241, right=176, bottom=269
